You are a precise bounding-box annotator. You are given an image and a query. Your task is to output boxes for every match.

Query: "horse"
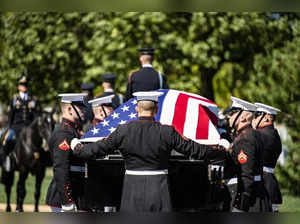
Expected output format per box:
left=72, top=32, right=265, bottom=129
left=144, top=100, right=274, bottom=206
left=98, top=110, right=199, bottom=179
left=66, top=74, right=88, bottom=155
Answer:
left=0, top=111, right=54, bottom=212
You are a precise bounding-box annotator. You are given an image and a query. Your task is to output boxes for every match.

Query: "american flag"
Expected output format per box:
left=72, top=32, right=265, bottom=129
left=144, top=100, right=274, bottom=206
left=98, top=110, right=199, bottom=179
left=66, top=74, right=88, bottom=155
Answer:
left=81, top=89, right=220, bottom=144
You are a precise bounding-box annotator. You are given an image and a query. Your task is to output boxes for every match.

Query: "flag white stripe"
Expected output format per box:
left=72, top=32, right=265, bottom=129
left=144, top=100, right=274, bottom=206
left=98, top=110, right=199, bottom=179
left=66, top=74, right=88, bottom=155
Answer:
left=183, top=98, right=199, bottom=140
left=159, top=90, right=179, bottom=125
left=208, top=120, right=220, bottom=144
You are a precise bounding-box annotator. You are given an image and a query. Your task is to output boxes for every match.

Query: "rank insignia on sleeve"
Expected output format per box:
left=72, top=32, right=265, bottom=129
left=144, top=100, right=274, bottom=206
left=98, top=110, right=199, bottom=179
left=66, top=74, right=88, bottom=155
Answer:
left=59, top=139, right=70, bottom=151
left=237, top=149, right=248, bottom=164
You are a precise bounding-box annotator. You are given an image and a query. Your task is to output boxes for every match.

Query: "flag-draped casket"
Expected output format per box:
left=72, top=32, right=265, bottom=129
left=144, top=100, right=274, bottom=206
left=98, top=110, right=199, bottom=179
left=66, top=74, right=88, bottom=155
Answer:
left=81, top=89, right=223, bottom=211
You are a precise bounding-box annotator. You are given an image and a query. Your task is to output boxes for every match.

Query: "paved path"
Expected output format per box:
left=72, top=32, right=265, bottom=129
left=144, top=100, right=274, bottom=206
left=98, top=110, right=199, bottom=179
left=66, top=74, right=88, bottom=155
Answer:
left=0, top=203, right=51, bottom=212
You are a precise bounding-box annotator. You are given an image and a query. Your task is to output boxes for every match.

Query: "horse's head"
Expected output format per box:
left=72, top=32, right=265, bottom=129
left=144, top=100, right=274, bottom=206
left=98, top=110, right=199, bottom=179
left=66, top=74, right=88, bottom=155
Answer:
left=36, top=112, right=55, bottom=151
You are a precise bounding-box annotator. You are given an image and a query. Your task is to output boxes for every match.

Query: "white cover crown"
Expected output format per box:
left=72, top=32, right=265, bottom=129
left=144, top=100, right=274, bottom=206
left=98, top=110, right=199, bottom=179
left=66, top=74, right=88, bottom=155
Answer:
left=133, top=91, right=164, bottom=102
left=58, top=93, right=87, bottom=103
left=254, top=102, right=281, bottom=115
left=88, top=95, right=114, bottom=107
left=230, top=96, right=257, bottom=111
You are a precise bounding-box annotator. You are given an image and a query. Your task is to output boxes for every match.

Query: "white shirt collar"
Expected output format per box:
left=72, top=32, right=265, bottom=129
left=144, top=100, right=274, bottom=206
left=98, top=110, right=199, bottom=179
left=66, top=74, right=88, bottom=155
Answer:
left=19, top=92, right=28, bottom=100
left=104, top=89, right=114, bottom=93
left=142, top=64, right=153, bottom=68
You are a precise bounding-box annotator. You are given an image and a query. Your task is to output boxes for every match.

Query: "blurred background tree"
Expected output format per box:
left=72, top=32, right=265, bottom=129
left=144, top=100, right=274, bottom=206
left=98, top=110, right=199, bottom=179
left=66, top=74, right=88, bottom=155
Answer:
left=0, top=12, right=295, bottom=105
left=242, top=18, right=300, bottom=195
left=0, top=12, right=299, bottom=195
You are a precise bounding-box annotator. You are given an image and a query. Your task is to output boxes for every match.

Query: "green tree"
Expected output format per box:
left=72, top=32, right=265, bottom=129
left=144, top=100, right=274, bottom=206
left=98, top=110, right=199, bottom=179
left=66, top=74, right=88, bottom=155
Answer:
left=0, top=12, right=293, bottom=107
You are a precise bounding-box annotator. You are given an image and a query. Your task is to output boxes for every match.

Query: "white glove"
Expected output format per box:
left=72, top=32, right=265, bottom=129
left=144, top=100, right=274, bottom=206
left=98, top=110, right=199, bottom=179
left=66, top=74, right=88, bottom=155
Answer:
left=71, top=138, right=81, bottom=151
left=218, top=138, right=230, bottom=150
left=232, top=207, right=245, bottom=213
left=61, top=203, right=77, bottom=212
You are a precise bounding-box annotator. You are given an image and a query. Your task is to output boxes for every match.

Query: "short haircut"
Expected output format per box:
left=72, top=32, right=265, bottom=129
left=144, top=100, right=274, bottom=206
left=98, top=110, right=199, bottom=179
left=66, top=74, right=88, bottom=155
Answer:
left=140, top=55, right=153, bottom=63
left=137, top=101, right=157, bottom=113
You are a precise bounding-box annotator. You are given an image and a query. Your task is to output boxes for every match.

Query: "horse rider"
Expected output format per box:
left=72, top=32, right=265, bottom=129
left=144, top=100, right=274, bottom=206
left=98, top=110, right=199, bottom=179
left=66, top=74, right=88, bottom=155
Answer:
left=252, top=103, right=283, bottom=212
left=224, top=96, right=272, bottom=212
left=1, top=75, right=40, bottom=193
left=46, top=93, right=88, bottom=212
left=125, top=47, right=168, bottom=101
left=70, top=91, right=228, bottom=212
left=8, top=75, right=40, bottom=137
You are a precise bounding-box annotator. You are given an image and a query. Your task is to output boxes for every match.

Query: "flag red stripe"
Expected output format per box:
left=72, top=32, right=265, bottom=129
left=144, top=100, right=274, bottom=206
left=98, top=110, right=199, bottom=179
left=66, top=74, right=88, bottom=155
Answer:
left=172, top=94, right=189, bottom=134
left=196, top=105, right=210, bottom=139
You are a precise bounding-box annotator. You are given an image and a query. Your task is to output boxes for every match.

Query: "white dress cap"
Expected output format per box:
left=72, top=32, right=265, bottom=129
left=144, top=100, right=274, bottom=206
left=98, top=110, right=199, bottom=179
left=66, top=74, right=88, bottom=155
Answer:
left=254, top=103, right=281, bottom=115
left=88, top=95, right=114, bottom=107
left=58, top=93, right=87, bottom=103
left=133, top=91, right=164, bottom=102
left=230, top=96, right=257, bottom=111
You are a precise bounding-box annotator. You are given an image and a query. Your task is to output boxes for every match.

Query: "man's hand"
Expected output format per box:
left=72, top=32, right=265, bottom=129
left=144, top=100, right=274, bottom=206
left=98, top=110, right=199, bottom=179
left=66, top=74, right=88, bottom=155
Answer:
left=71, top=138, right=82, bottom=151
left=218, top=138, right=231, bottom=150
left=61, top=203, right=77, bottom=212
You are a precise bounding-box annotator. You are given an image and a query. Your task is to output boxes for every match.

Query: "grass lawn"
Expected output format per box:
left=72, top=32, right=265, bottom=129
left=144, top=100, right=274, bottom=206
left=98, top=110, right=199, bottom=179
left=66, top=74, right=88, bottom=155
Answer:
left=279, top=195, right=300, bottom=212
left=0, top=168, right=53, bottom=205
left=0, top=167, right=299, bottom=212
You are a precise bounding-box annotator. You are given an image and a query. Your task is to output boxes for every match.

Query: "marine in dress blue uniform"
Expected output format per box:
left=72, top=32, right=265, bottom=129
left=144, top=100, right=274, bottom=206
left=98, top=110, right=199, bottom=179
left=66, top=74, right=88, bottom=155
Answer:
left=224, top=97, right=272, bottom=212
left=87, top=94, right=118, bottom=212
left=46, top=93, right=88, bottom=212
left=253, top=103, right=282, bottom=212
left=89, top=95, right=115, bottom=126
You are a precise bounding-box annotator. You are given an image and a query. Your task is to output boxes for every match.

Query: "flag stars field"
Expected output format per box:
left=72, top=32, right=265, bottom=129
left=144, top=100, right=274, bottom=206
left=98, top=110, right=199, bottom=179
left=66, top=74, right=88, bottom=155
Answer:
left=91, top=127, right=99, bottom=135
left=112, top=112, right=120, bottom=119
left=121, top=105, right=129, bottom=112
left=102, top=120, right=109, bottom=127
left=129, top=113, right=137, bottom=119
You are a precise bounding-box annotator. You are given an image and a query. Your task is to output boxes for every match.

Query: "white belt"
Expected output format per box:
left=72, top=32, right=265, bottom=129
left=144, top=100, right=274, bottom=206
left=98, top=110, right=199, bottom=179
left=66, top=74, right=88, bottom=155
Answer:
left=263, top=166, right=274, bottom=174
left=227, top=178, right=238, bottom=185
left=254, top=175, right=262, bottom=181
left=70, top=166, right=86, bottom=172
left=227, top=175, right=261, bottom=185
left=125, top=169, right=168, bottom=175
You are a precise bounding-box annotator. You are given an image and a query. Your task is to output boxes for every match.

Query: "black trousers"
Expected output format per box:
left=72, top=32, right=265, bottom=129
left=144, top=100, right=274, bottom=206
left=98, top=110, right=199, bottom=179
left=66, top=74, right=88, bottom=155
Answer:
left=121, top=174, right=172, bottom=212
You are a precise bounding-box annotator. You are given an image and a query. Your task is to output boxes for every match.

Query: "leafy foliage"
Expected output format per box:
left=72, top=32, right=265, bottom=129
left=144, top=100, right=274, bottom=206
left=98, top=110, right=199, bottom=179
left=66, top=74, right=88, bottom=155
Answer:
left=0, top=12, right=294, bottom=105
